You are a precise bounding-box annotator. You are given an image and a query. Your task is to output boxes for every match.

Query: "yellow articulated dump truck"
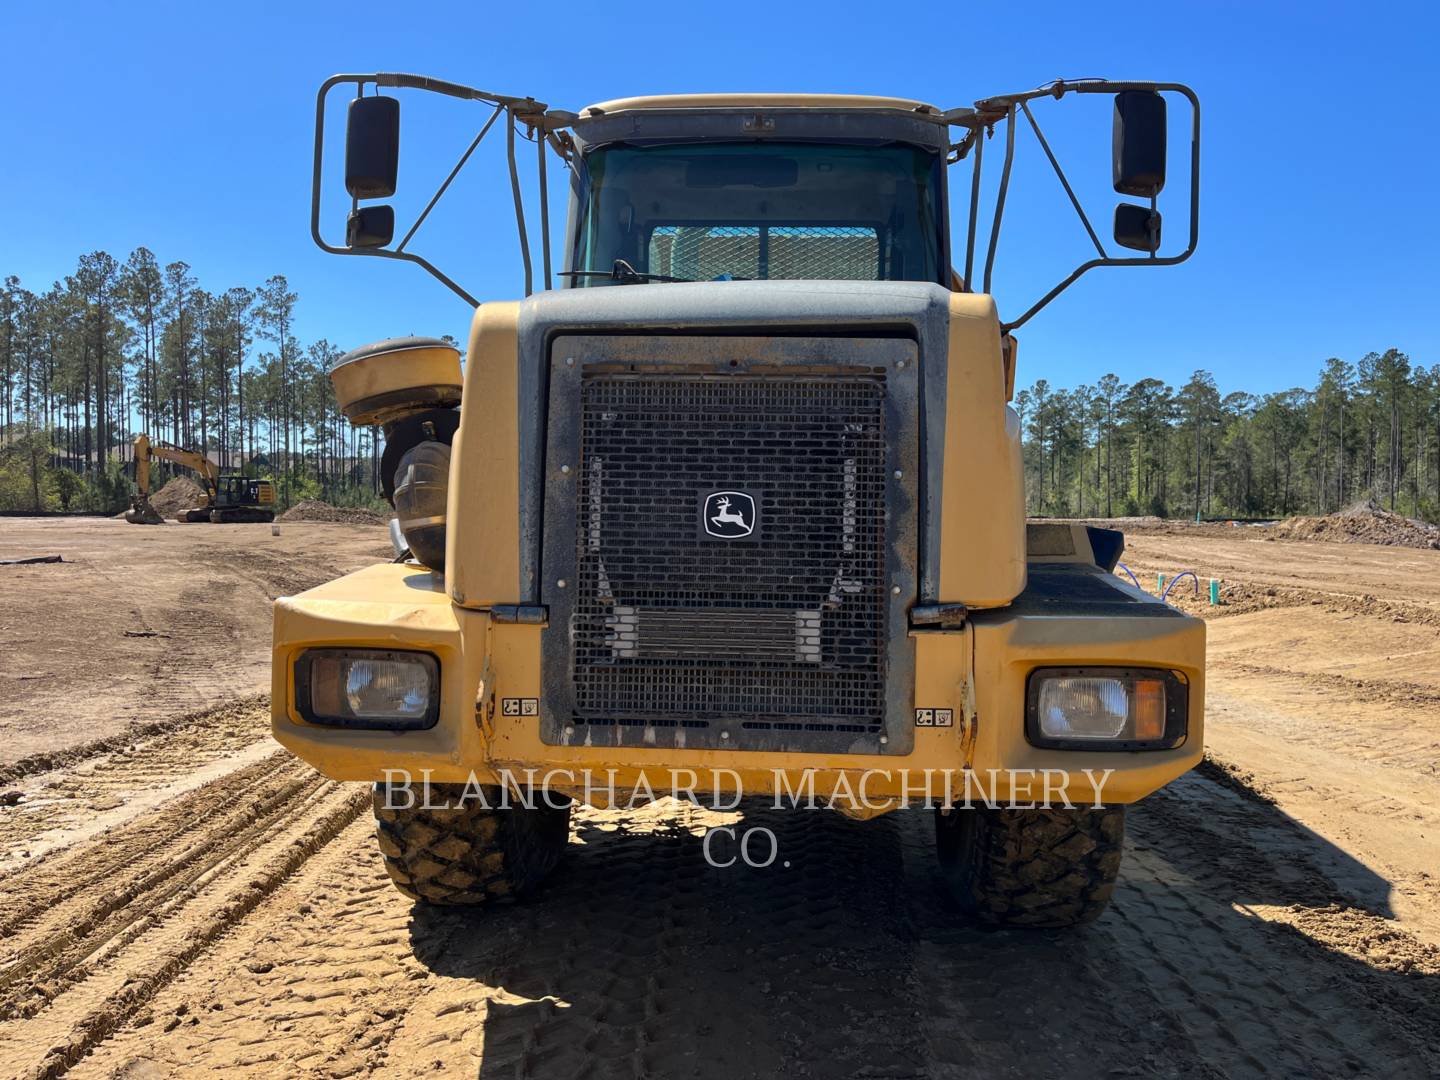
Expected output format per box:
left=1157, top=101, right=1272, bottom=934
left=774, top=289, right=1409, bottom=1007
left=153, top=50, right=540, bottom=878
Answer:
left=275, top=76, right=1203, bottom=926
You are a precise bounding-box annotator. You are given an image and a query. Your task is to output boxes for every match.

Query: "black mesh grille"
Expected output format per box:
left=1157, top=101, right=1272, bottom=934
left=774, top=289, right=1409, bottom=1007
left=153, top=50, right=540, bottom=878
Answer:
left=571, top=373, right=888, bottom=733
left=649, top=226, right=880, bottom=281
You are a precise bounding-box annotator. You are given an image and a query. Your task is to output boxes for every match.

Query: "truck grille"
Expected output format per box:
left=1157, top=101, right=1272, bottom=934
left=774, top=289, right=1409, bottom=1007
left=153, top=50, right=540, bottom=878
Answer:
left=568, top=373, right=888, bottom=736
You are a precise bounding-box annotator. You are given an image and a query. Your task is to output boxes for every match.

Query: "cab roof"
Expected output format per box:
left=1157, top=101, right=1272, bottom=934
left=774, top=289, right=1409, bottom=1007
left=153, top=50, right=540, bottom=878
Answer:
left=580, top=93, right=942, bottom=118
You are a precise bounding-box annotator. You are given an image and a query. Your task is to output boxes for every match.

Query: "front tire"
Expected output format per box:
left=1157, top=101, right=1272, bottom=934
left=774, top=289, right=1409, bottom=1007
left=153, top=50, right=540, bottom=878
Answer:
left=935, top=805, right=1125, bottom=927
left=373, top=782, right=571, bottom=905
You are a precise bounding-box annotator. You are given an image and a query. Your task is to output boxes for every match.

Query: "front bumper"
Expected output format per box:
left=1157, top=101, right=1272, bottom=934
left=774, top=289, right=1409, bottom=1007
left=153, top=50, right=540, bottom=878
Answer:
left=272, top=561, right=1203, bottom=810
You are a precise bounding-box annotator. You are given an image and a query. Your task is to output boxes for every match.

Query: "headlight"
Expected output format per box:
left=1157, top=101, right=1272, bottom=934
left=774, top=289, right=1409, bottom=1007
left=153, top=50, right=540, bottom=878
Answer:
left=295, top=648, right=440, bottom=730
left=1024, top=667, right=1187, bottom=750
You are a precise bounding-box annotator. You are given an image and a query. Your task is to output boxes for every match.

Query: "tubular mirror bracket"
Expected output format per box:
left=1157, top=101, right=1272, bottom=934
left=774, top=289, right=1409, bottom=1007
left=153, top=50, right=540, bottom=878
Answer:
left=395, top=105, right=503, bottom=255
left=506, top=110, right=533, bottom=296
left=950, top=79, right=1199, bottom=333
left=1020, top=100, right=1106, bottom=260
left=981, top=105, right=1016, bottom=296
left=312, top=72, right=574, bottom=306
left=537, top=121, right=552, bottom=291
left=962, top=126, right=985, bottom=289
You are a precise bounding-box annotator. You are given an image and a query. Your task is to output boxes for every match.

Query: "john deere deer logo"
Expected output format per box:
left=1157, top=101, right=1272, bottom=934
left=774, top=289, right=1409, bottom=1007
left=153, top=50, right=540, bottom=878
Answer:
left=711, top=497, right=748, bottom=529
left=701, top=490, right=758, bottom=539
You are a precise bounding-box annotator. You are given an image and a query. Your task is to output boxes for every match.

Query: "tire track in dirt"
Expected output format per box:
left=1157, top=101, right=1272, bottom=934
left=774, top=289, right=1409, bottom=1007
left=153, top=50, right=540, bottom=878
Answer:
left=897, top=815, right=1201, bottom=1080
left=1181, top=584, right=1440, bottom=626
left=0, top=764, right=328, bottom=1013
left=1203, top=661, right=1440, bottom=780
left=454, top=802, right=929, bottom=1080
left=1213, top=660, right=1440, bottom=721
left=66, top=818, right=468, bottom=1077
left=0, top=752, right=300, bottom=948
left=0, top=696, right=270, bottom=790
left=0, top=699, right=274, bottom=874
left=3, top=788, right=364, bottom=1080
left=4, top=754, right=1438, bottom=1077
left=1116, top=532, right=1440, bottom=628
left=0, top=711, right=368, bottom=1080
left=0, top=518, right=392, bottom=771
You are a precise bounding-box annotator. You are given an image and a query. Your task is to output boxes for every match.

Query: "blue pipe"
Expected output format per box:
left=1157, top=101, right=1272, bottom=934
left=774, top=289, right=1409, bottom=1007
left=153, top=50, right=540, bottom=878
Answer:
left=1115, top=563, right=1142, bottom=591
left=1161, top=570, right=1200, bottom=604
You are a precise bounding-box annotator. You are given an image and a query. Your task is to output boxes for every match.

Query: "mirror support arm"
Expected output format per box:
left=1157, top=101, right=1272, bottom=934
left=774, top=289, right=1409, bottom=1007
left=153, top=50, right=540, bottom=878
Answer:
left=372, top=71, right=545, bottom=114
left=312, top=74, right=482, bottom=307
left=981, top=105, right=1016, bottom=296
left=962, top=125, right=984, bottom=289
left=396, top=105, right=503, bottom=254
left=1020, top=100, right=1107, bottom=260
left=505, top=110, right=534, bottom=296
left=537, top=120, right=552, bottom=292
left=312, top=72, right=567, bottom=306
left=949, top=79, right=1200, bottom=334
left=1004, top=82, right=1199, bottom=332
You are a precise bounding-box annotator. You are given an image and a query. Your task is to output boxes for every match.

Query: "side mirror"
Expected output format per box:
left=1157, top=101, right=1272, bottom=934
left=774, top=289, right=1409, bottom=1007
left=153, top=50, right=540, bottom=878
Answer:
left=1112, top=91, right=1166, bottom=198
left=345, top=96, right=400, bottom=199
left=347, top=205, right=395, bottom=248
left=1114, top=203, right=1161, bottom=253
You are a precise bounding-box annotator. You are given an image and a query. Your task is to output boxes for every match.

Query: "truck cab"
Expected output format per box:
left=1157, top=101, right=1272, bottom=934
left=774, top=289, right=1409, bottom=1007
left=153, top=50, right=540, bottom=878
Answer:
left=566, top=94, right=949, bottom=287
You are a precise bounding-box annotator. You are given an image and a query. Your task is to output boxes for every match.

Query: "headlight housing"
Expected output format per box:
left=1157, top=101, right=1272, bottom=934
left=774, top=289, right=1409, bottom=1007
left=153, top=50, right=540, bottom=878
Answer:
left=1024, top=667, right=1187, bottom=750
left=294, top=648, right=440, bottom=730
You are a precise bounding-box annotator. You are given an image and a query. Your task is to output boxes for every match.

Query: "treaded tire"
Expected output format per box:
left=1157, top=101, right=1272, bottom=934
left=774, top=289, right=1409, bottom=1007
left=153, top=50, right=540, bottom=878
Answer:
left=935, top=805, right=1125, bottom=927
left=373, top=782, right=571, bottom=905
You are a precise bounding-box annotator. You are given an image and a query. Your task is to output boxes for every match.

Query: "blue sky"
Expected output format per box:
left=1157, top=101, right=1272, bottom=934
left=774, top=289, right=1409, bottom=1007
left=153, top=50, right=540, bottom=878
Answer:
left=2, top=1, right=1436, bottom=395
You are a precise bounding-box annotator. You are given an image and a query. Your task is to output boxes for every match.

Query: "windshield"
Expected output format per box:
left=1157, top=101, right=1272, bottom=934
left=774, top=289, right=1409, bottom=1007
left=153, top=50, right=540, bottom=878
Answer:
left=569, top=142, right=945, bottom=285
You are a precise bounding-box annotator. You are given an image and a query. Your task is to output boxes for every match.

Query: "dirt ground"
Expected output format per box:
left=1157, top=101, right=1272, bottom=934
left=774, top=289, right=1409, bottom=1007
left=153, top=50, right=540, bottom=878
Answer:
left=1, top=517, right=1438, bottom=1078
left=0, top=517, right=392, bottom=773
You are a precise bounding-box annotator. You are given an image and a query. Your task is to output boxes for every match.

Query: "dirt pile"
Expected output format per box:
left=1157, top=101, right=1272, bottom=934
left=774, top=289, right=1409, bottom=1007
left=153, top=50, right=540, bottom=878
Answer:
left=1271, top=500, right=1440, bottom=549
left=278, top=499, right=386, bottom=524
left=113, top=475, right=206, bottom=519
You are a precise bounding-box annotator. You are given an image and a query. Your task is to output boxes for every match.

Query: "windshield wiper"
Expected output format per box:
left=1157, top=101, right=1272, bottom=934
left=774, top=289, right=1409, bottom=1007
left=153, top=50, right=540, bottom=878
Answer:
left=557, top=259, right=692, bottom=285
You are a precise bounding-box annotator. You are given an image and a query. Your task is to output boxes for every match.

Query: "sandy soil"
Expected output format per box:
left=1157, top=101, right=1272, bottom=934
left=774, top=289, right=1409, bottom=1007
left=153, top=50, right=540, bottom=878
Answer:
left=1120, top=527, right=1440, bottom=950
left=0, top=517, right=392, bottom=772
left=1, top=519, right=1438, bottom=1078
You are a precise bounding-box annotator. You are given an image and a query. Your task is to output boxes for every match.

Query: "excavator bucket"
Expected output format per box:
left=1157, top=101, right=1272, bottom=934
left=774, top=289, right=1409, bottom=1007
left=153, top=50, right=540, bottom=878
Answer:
left=124, top=496, right=165, bottom=526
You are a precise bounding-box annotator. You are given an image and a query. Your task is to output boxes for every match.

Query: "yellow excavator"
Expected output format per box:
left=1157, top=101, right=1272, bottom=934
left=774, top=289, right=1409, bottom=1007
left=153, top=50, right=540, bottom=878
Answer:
left=124, top=434, right=277, bottom=524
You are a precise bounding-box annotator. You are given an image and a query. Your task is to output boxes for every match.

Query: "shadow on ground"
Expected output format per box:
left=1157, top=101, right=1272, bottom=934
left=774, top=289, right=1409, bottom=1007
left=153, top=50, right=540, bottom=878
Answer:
left=406, top=776, right=1439, bottom=1080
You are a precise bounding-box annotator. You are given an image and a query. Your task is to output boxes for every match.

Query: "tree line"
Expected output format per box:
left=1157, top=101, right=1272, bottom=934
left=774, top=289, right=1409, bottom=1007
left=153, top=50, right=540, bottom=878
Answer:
left=4, top=256, right=1435, bottom=526
left=0, top=250, right=385, bottom=512
left=1016, top=350, right=1440, bottom=522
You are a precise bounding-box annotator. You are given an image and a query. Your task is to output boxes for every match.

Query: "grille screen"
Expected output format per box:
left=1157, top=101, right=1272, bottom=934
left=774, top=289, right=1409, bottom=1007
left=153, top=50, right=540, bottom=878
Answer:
left=570, top=373, right=888, bottom=733
left=649, top=226, right=881, bottom=281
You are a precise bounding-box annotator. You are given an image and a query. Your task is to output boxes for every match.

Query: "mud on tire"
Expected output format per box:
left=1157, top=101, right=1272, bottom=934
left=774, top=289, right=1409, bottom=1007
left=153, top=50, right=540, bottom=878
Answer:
left=935, top=805, right=1125, bottom=927
left=373, top=782, right=571, bottom=905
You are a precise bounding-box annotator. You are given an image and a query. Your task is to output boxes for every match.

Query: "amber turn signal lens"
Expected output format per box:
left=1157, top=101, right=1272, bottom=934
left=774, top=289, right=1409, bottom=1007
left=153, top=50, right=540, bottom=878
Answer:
left=1132, top=679, right=1166, bottom=740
